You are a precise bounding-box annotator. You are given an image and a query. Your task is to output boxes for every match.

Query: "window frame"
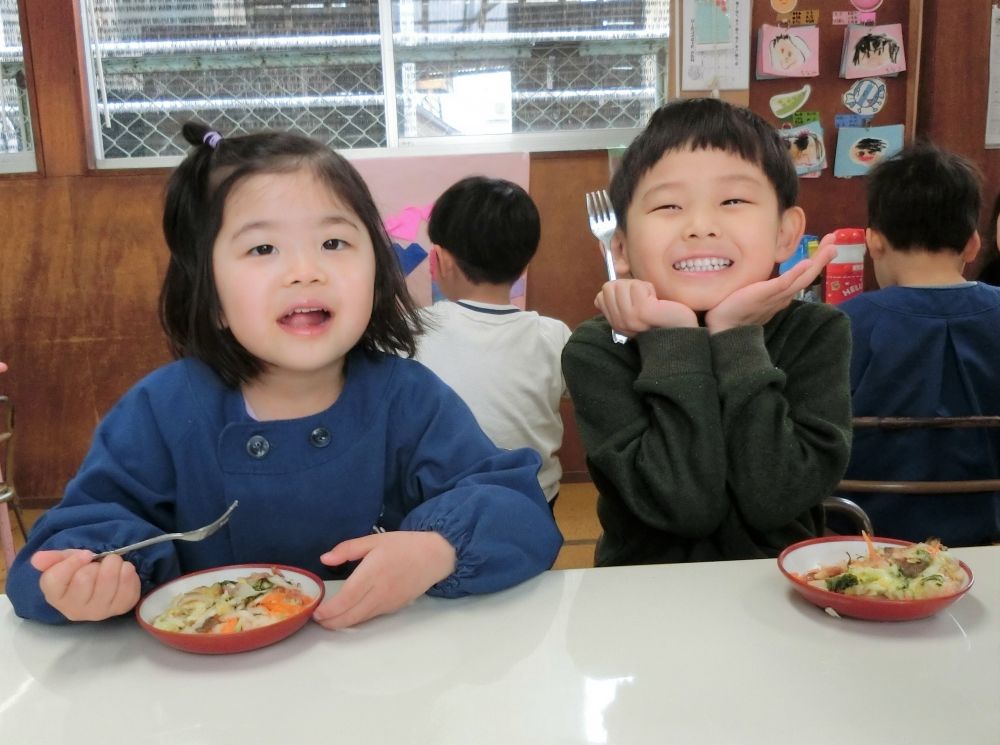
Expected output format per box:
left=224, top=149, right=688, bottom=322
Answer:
left=78, top=0, right=669, bottom=169
left=0, top=0, right=37, bottom=174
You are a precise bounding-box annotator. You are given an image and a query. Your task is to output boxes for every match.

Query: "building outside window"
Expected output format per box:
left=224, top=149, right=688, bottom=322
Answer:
left=80, top=0, right=670, bottom=166
left=0, top=0, right=35, bottom=173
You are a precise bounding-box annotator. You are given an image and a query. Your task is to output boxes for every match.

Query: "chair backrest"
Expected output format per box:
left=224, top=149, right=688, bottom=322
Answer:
left=838, top=416, right=1000, bottom=494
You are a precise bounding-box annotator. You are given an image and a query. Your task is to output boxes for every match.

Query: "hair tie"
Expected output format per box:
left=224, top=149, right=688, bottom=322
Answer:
left=203, top=131, right=222, bottom=149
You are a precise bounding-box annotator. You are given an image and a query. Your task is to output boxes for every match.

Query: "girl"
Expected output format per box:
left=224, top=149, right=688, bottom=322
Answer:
left=7, top=123, right=562, bottom=628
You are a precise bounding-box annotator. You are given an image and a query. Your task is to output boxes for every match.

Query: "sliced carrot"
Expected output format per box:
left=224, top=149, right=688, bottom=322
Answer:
left=861, top=531, right=887, bottom=566
left=257, top=588, right=309, bottom=617
left=216, top=617, right=240, bottom=634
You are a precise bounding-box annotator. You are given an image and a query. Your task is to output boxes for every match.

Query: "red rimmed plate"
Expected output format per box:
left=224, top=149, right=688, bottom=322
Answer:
left=778, top=536, right=973, bottom=621
left=136, top=564, right=324, bottom=654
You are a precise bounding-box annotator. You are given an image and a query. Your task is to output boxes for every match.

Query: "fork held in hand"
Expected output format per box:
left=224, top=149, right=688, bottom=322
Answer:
left=585, top=190, right=628, bottom=344
left=90, top=501, right=239, bottom=561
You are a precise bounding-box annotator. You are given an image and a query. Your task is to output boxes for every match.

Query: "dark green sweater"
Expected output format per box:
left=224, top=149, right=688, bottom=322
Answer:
left=563, top=300, right=852, bottom=565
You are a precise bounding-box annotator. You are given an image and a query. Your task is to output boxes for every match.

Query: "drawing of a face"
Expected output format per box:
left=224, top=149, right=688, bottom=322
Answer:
left=770, top=34, right=809, bottom=70
left=770, top=0, right=798, bottom=12
left=852, top=33, right=901, bottom=69
left=784, top=131, right=824, bottom=168
left=850, top=137, right=888, bottom=165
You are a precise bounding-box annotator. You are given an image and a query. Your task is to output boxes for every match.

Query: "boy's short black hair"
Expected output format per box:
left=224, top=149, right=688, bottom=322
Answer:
left=866, top=142, right=981, bottom=253
left=160, top=121, right=421, bottom=388
left=609, top=98, right=798, bottom=231
left=428, top=176, right=540, bottom=284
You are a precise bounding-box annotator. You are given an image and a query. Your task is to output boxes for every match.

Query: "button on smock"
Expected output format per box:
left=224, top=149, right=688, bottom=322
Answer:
left=309, top=427, right=331, bottom=448
left=246, top=435, right=270, bottom=459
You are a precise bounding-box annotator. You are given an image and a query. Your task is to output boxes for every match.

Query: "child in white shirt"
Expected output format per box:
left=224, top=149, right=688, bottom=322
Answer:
left=416, top=177, right=571, bottom=507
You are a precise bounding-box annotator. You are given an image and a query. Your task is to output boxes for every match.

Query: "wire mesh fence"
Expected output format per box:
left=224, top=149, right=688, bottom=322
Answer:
left=84, top=0, right=669, bottom=161
left=0, top=0, right=32, bottom=157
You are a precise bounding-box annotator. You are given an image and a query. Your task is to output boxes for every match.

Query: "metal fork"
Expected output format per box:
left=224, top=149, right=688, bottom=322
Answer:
left=585, top=190, right=628, bottom=344
left=90, top=501, right=239, bottom=561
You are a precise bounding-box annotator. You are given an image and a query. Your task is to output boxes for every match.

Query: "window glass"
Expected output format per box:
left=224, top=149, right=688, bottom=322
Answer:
left=0, top=0, right=35, bottom=172
left=82, top=0, right=668, bottom=164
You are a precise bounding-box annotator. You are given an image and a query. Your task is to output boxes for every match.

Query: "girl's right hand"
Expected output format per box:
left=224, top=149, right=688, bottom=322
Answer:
left=30, top=549, right=141, bottom=621
left=595, top=279, right=698, bottom=336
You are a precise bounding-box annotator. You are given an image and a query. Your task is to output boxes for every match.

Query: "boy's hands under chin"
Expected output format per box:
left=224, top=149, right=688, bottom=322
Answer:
left=704, top=244, right=838, bottom=334
left=313, top=531, right=457, bottom=630
left=31, top=549, right=141, bottom=621
left=595, top=279, right=699, bottom=336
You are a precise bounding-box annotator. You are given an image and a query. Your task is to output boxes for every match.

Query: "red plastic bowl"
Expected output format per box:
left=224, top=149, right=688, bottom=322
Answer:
left=778, top=536, right=973, bottom=621
left=136, top=564, right=325, bottom=654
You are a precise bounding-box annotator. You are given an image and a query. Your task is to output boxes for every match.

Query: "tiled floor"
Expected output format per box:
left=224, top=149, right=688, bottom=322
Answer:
left=0, top=483, right=601, bottom=594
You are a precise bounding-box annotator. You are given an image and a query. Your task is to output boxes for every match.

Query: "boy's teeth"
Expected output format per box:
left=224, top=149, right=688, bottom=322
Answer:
left=673, top=258, right=733, bottom=272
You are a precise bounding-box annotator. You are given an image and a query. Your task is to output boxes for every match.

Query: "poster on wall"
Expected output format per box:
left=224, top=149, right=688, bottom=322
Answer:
left=352, top=153, right=530, bottom=308
left=986, top=3, right=1000, bottom=147
left=681, top=0, right=751, bottom=91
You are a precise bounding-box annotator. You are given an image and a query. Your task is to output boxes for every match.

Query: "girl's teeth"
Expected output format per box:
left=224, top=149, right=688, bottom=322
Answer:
left=673, top=258, right=733, bottom=272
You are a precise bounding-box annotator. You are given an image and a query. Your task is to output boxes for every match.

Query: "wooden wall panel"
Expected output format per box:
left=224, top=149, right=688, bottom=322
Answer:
left=917, top=0, right=1000, bottom=275
left=528, top=151, right=612, bottom=481
left=0, top=176, right=171, bottom=504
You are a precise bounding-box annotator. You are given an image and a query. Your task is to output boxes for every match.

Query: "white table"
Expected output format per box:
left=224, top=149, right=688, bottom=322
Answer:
left=2, top=546, right=998, bottom=745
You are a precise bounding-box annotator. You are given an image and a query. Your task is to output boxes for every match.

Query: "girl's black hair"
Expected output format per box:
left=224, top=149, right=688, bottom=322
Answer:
left=160, top=122, right=421, bottom=388
left=608, top=98, right=798, bottom=232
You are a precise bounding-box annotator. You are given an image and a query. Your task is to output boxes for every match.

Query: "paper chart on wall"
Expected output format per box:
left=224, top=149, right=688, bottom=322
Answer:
left=986, top=4, right=1000, bottom=147
left=681, top=0, right=751, bottom=91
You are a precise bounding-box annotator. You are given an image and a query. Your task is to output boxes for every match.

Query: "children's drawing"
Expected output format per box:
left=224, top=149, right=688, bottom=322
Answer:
left=842, top=77, right=887, bottom=116
left=769, top=84, right=812, bottom=119
left=841, top=24, right=906, bottom=79
left=850, top=137, right=889, bottom=165
left=833, top=124, right=904, bottom=177
left=770, top=0, right=798, bottom=12
left=854, top=33, right=900, bottom=68
left=780, top=121, right=825, bottom=175
left=771, top=33, right=809, bottom=70
left=757, top=24, right=819, bottom=79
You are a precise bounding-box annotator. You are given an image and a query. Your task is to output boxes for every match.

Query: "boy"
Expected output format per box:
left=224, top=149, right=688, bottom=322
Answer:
left=563, top=97, right=850, bottom=566
left=415, top=176, right=571, bottom=507
left=838, top=143, right=1000, bottom=546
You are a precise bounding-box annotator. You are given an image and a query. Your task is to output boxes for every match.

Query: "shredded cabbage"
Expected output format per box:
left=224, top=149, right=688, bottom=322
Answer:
left=800, top=540, right=966, bottom=601
left=152, top=569, right=313, bottom=634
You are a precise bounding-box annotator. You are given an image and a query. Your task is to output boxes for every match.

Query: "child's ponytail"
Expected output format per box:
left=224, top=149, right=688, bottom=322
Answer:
left=159, top=121, right=228, bottom=367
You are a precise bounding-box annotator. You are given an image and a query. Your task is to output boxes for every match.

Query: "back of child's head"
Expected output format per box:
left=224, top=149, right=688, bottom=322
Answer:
left=609, top=97, right=798, bottom=230
left=428, top=176, right=540, bottom=284
left=160, top=121, right=420, bottom=387
left=866, top=142, right=981, bottom=253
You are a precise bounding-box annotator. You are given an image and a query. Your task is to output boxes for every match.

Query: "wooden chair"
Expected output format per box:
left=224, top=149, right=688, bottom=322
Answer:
left=838, top=416, right=1000, bottom=494
left=0, top=395, right=27, bottom=569
left=821, top=495, right=873, bottom=535
left=833, top=416, right=1000, bottom=539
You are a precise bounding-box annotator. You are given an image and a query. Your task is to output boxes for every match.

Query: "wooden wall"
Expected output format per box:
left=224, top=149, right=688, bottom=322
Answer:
left=2, top=0, right=998, bottom=504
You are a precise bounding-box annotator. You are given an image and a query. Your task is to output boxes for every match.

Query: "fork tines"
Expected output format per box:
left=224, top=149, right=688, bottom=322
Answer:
left=586, top=189, right=614, bottom=223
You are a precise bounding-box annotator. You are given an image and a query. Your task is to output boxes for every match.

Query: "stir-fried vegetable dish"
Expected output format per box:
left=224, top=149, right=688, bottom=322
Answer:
left=795, top=535, right=966, bottom=600
left=152, top=570, right=314, bottom=634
